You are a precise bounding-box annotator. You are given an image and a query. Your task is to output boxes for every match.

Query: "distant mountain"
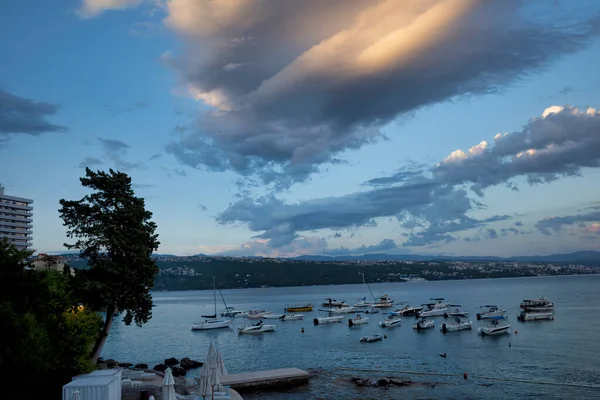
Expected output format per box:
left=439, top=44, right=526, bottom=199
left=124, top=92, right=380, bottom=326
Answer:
left=293, top=251, right=600, bottom=263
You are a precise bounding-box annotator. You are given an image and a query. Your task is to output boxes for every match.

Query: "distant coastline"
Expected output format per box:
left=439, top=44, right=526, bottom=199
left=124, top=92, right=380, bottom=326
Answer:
left=60, top=252, right=600, bottom=291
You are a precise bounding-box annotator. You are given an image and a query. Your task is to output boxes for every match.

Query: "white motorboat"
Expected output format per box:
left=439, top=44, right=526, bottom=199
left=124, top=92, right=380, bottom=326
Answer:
left=328, top=306, right=356, bottom=314
left=190, top=277, right=233, bottom=331
left=412, top=318, right=435, bottom=330
left=279, top=313, right=304, bottom=321
left=520, top=298, right=554, bottom=312
left=379, top=315, right=402, bottom=328
left=261, top=312, right=285, bottom=319
left=220, top=307, right=248, bottom=318
left=237, top=323, right=276, bottom=334
left=444, top=307, right=468, bottom=318
left=476, top=305, right=506, bottom=320
left=247, top=309, right=268, bottom=319
left=354, top=299, right=373, bottom=308
left=348, top=314, right=369, bottom=326
left=395, top=305, right=423, bottom=316
left=372, top=294, right=395, bottom=308
left=360, top=334, right=384, bottom=343
left=517, top=311, right=554, bottom=321
left=418, top=298, right=451, bottom=317
left=313, top=314, right=344, bottom=325
left=477, top=317, right=511, bottom=336
left=440, top=318, right=472, bottom=333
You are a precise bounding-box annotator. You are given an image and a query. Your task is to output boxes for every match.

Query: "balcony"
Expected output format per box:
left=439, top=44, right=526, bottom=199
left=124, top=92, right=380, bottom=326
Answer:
left=0, top=220, right=33, bottom=228
left=0, top=201, right=33, bottom=211
left=0, top=226, right=33, bottom=235
left=0, top=208, right=33, bottom=217
left=0, top=214, right=33, bottom=223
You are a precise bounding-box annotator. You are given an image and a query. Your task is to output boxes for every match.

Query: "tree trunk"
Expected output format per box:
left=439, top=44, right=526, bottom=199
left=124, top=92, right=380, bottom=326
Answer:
left=91, top=303, right=116, bottom=363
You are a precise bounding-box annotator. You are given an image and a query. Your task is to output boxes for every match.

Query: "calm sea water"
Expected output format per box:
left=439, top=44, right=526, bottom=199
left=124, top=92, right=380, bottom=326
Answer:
left=103, top=275, right=600, bottom=399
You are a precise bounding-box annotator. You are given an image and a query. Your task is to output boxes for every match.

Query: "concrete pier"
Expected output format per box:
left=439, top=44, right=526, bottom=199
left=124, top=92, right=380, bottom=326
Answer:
left=220, top=368, right=310, bottom=392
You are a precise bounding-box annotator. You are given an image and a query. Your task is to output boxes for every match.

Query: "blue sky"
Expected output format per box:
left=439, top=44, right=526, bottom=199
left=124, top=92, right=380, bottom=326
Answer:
left=1, top=0, right=599, bottom=257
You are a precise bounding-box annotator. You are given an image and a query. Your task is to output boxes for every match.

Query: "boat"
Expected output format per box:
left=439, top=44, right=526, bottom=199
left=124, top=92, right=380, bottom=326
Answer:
left=220, top=307, right=248, bottom=318
left=353, top=297, right=373, bottom=308
left=363, top=306, right=379, bottom=314
left=417, top=298, right=450, bottom=317
left=237, top=322, right=276, bottom=334
left=261, top=312, right=285, bottom=319
left=313, top=314, right=344, bottom=325
left=412, top=318, right=435, bottom=330
left=247, top=309, right=268, bottom=319
left=279, top=313, right=304, bottom=321
left=379, top=314, right=402, bottom=328
left=440, top=317, right=473, bottom=333
left=284, top=304, right=313, bottom=312
left=395, top=305, right=423, bottom=316
left=476, top=305, right=506, bottom=320
left=520, top=298, right=554, bottom=312
left=348, top=314, right=369, bottom=326
left=477, top=316, right=511, bottom=336
left=517, top=311, right=554, bottom=321
left=322, top=298, right=346, bottom=308
left=444, top=307, right=468, bottom=318
left=360, top=334, right=384, bottom=343
left=190, top=277, right=233, bottom=331
left=372, top=294, right=395, bottom=308
left=328, top=306, right=356, bottom=314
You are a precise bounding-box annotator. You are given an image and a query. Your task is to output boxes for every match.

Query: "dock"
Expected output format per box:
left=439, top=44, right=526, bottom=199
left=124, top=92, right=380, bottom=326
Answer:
left=220, top=368, right=310, bottom=392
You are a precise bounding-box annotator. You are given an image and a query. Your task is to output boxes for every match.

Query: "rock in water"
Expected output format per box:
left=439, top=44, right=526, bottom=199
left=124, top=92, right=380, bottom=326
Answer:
left=172, top=367, right=186, bottom=377
left=180, top=357, right=203, bottom=369
left=164, top=357, right=179, bottom=366
left=135, top=363, right=149, bottom=369
left=153, top=364, right=168, bottom=372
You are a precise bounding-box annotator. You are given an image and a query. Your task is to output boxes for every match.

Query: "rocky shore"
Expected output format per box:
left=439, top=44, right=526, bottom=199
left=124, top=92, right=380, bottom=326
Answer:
left=98, top=355, right=203, bottom=377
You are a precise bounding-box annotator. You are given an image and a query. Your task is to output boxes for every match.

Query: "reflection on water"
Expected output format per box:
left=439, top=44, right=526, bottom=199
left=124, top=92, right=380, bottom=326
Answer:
left=103, top=275, right=600, bottom=399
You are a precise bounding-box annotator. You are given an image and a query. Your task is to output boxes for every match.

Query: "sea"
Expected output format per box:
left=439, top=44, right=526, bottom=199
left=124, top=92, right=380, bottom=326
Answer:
left=102, top=275, right=600, bottom=399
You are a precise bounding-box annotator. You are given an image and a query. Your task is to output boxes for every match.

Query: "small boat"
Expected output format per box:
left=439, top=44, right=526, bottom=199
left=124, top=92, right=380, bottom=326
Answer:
left=417, top=298, right=450, bottom=317
left=261, top=312, right=285, bottom=319
left=284, top=304, right=313, bottom=312
left=279, top=313, right=304, bottom=321
left=191, top=277, right=233, bottom=331
left=348, top=314, right=369, bottom=326
left=328, top=306, right=356, bottom=314
left=444, top=307, right=468, bottom=318
left=477, top=316, right=511, bottom=336
left=322, top=298, right=346, bottom=308
left=360, top=334, right=384, bottom=343
left=440, top=317, right=473, bottom=333
left=476, top=305, right=506, bottom=320
left=412, top=318, right=435, bottom=330
left=517, top=311, right=554, bottom=321
left=372, top=294, right=395, bottom=308
left=520, top=298, right=554, bottom=312
left=353, top=298, right=373, bottom=308
left=313, top=314, right=344, bottom=325
left=247, top=309, right=268, bottom=319
left=220, top=307, right=248, bottom=318
left=379, top=314, right=402, bottom=328
left=237, top=323, right=276, bottom=334
left=363, top=306, right=379, bottom=314
left=395, top=305, right=423, bottom=316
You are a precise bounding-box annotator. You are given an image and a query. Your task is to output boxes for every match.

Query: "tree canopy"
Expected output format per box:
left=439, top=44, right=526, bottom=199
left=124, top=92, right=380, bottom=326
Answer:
left=59, top=167, right=160, bottom=362
left=0, top=239, right=102, bottom=399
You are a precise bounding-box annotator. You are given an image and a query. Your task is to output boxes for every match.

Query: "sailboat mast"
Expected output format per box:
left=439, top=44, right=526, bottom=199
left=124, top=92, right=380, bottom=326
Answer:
left=213, top=276, right=217, bottom=315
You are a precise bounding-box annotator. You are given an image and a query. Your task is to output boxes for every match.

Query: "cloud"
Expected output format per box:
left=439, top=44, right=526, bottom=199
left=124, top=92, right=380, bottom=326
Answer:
left=78, top=157, right=103, bottom=168
left=0, top=89, right=66, bottom=136
left=197, top=204, right=207, bottom=211
left=77, top=0, right=143, bottom=18
left=173, top=169, right=187, bottom=177
left=105, top=101, right=148, bottom=116
left=536, top=205, right=600, bottom=235
left=163, top=0, right=600, bottom=187
left=325, top=239, right=399, bottom=256
left=217, top=105, right=600, bottom=249
left=97, top=138, right=145, bottom=170
left=149, top=154, right=162, bottom=160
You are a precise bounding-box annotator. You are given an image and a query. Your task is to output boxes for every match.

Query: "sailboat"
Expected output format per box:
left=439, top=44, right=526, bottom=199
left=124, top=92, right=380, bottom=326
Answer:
left=354, top=272, right=377, bottom=307
left=190, top=277, right=233, bottom=331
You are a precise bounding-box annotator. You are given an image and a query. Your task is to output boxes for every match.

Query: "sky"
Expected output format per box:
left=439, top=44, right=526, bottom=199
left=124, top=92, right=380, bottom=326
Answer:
left=1, top=0, right=599, bottom=258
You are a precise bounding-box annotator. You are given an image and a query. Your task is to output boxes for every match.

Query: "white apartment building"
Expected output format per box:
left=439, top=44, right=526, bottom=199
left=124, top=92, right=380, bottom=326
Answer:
left=0, top=185, right=33, bottom=250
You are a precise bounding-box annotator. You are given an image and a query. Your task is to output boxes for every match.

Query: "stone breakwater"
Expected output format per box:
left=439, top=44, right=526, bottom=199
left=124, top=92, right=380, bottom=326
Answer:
left=98, top=356, right=203, bottom=377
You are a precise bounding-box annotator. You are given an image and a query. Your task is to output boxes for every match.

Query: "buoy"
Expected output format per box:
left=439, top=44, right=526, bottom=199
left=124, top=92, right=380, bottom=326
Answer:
left=441, top=323, right=447, bottom=334
left=301, top=328, right=305, bottom=333
left=509, top=342, right=511, bottom=347
left=313, top=318, right=319, bottom=326
left=514, top=330, right=518, bottom=334
left=383, top=334, right=387, bottom=339
left=463, top=372, right=468, bottom=380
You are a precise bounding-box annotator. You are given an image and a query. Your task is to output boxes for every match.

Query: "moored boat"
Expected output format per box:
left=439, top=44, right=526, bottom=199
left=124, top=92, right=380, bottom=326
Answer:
left=417, top=298, right=449, bottom=317
left=360, top=334, right=384, bottom=343
left=520, top=298, right=554, bottom=312
left=517, top=311, right=554, bottom=321
left=440, top=317, right=472, bottom=333
left=379, top=314, right=402, bottom=328
left=322, top=298, right=346, bottom=308
left=247, top=309, right=268, bottom=319
left=444, top=307, right=468, bottom=318
left=284, top=304, right=314, bottom=312
left=477, top=316, right=511, bottom=336
left=348, top=314, right=369, bottom=326
left=261, top=312, right=285, bottom=319
left=328, top=306, right=356, bottom=314
left=279, top=313, right=304, bottom=321
left=313, top=314, right=344, bottom=325
left=191, top=277, right=232, bottom=331
left=476, top=305, right=506, bottom=320
left=237, top=323, right=276, bottom=334
left=221, top=307, right=248, bottom=318
left=412, top=318, right=435, bottom=330
left=372, top=294, right=395, bottom=308
left=395, top=305, right=423, bottom=316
